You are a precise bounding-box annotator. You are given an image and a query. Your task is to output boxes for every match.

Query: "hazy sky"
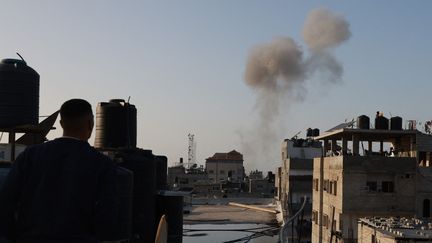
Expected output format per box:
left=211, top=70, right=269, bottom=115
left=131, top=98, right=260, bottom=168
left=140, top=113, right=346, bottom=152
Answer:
left=1, top=1, right=431, bottom=172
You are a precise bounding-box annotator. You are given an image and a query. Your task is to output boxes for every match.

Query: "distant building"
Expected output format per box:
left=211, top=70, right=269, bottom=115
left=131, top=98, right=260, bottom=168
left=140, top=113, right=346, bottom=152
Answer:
left=249, top=171, right=275, bottom=197
left=205, top=150, right=245, bottom=183
left=167, top=158, right=209, bottom=193
left=312, top=124, right=432, bottom=243
left=358, top=217, right=432, bottom=243
left=275, top=137, right=322, bottom=242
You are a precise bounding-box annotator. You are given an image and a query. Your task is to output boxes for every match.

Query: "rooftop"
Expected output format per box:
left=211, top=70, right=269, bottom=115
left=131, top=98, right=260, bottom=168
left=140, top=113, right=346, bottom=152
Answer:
left=315, top=128, right=417, bottom=142
left=206, top=150, right=243, bottom=161
left=359, top=217, right=432, bottom=240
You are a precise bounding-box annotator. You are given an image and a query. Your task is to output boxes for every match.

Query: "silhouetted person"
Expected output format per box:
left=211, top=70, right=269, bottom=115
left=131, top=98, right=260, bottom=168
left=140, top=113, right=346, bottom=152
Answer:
left=0, top=99, right=118, bottom=243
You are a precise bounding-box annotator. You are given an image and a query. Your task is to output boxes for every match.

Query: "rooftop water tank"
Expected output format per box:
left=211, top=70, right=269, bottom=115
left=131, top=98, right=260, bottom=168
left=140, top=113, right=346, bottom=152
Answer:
left=95, top=99, right=137, bottom=149
left=312, top=128, right=320, bottom=137
left=118, top=149, right=156, bottom=243
left=357, top=115, right=370, bottom=129
left=390, top=116, right=403, bottom=130
left=0, top=58, right=39, bottom=128
left=114, top=166, right=134, bottom=241
left=375, top=116, right=389, bottom=130
left=306, top=128, right=313, bottom=137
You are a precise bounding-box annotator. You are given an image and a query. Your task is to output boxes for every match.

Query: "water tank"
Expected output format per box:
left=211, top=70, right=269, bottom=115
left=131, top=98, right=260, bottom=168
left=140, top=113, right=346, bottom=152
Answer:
left=375, top=116, right=389, bottom=130
left=114, top=166, right=134, bottom=241
left=118, top=149, right=156, bottom=243
left=357, top=115, right=370, bottom=129
left=0, top=58, right=39, bottom=128
left=390, top=116, right=403, bottom=130
left=95, top=99, right=137, bottom=149
left=0, top=163, right=11, bottom=188
left=312, top=128, right=320, bottom=137
left=306, top=128, right=313, bottom=137
left=155, top=155, right=168, bottom=190
left=156, top=194, right=183, bottom=243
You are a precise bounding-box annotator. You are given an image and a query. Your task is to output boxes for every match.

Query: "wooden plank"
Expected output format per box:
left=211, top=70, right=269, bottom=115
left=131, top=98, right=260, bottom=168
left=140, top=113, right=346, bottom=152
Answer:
left=228, top=202, right=279, bottom=214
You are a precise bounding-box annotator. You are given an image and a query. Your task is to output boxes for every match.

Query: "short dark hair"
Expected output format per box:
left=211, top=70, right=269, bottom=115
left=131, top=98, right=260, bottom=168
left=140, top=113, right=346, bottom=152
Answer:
left=60, top=99, right=93, bottom=121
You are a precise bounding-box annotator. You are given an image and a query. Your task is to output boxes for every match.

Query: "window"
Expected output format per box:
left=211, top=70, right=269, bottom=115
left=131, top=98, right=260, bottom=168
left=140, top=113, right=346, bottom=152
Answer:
left=208, top=170, right=214, bottom=174
left=313, top=178, right=319, bottom=191
left=366, top=181, right=377, bottom=192
left=382, top=181, right=394, bottom=192
left=423, top=199, right=430, bottom=217
left=339, top=214, right=343, bottom=231
left=333, top=181, right=337, bottom=195
left=323, top=214, right=329, bottom=228
left=329, top=181, right=333, bottom=194
left=323, top=180, right=329, bottom=191
left=312, top=210, right=318, bottom=223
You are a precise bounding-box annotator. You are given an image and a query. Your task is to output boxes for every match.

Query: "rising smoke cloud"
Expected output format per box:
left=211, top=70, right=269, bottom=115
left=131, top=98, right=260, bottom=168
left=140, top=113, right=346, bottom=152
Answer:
left=241, top=8, right=350, bottom=171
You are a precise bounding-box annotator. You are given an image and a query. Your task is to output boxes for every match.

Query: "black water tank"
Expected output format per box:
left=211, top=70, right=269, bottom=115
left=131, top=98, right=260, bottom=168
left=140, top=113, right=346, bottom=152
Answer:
left=375, top=116, right=389, bottom=130
left=306, top=128, right=313, bottom=137
left=390, top=116, right=403, bottom=130
left=0, top=59, right=39, bottom=128
left=357, top=115, right=370, bottom=129
left=115, top=166, right=134, bottom=241
left=155, top=155, right=168, bottom=190
left=0, top=163, right=11, bottom=188
left=156, top=194, right=183, bottom=243
left=118, top=149, right=156, bottom=243
left=95, top=99, right=137, bottom=149
left=312, top=128, right=320, bottom=137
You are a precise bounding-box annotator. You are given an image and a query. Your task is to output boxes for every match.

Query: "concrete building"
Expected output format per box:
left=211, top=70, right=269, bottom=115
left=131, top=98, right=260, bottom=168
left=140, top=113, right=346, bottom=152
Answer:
left=276, top=138, right=322, bottom=215
left=312, top=123, right=432, bottom=243
left=358, top=217, right=432, bottom=243
left=248, top=171, right=275, bottom=197
left=168, top=159, right=210, bottom=193
left=275, top=137, right=322, bottom=243
left=206, top=150, right=244, bottom=183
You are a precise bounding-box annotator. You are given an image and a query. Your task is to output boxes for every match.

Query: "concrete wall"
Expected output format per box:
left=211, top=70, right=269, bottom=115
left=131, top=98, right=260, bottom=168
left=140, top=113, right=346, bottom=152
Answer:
left=206, top=161, right=244, bottom=183
left=358, top=222, right=396, bottom=243
left=312, top=155, right=417, bottom=243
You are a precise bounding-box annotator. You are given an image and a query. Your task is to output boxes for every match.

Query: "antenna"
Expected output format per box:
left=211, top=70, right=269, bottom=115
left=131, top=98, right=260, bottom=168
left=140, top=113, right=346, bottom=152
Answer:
left=187, top=134, right=196, bottom=169
left=16, top=52, right=26, bottom=63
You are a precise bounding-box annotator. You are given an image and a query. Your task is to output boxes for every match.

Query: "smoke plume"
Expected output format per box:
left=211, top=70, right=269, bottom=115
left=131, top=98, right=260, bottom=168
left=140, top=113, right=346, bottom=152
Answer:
left=241, top=8, right=350, bottom=171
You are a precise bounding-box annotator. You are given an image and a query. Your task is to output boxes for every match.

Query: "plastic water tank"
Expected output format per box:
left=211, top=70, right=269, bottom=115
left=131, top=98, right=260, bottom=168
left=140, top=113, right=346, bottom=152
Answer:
left=390, top=116, right=403, bottom=130
left=155, top=155, right=168, bottom=190
left=306, top=128, right=313, bottom=137
left=118, top=148, right=156, bottom=243
left=375, top=116, right=389, bottom=130
left=0, top=58, right=39, bottom=128
left=312, top=128, right=320, bottom=137
left=95, top=99, right=137, bottom=148
left=0, top=163, right=11, bottom=188
left=115, top=166, right=134, bottom=241
left=357, top=115, right=370, bottom=129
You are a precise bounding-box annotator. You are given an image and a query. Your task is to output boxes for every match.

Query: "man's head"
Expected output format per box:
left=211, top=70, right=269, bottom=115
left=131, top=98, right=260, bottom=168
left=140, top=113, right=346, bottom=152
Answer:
left=60, top=99, right=94, bottom=141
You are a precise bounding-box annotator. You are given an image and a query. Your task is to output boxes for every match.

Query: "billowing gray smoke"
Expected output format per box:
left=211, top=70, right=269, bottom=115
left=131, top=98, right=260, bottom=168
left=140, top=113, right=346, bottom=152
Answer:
left=241, top=8, right=350, bottom=170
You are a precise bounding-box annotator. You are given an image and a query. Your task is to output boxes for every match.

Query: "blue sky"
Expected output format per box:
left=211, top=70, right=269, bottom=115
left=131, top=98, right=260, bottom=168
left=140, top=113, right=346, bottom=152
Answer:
left=1, top=1, right=431, bottom=172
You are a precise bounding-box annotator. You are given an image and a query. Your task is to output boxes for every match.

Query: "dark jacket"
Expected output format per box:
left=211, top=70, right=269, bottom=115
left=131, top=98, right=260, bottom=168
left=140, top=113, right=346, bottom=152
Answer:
left=0, top=138, right=118, bottom=243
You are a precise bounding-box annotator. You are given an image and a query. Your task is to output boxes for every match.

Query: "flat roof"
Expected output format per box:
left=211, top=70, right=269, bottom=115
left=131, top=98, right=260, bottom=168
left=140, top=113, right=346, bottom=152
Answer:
left=314, top=128, right=417, bottom=141
left=359, top=217, right=432, bottom=240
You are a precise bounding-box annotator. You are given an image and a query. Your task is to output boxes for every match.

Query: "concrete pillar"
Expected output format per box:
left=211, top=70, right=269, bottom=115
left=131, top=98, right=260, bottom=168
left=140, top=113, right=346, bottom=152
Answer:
left=324, top=139, right=328, bottom=156
left=368, top=141, right=373, bottom=154
left=352, top=135, right=359, bottom=155
left=380, top=141, right=384, bottom=154
left=331, top=139, right=337, bottom=155
left=342, top=137, right=348, bottom=155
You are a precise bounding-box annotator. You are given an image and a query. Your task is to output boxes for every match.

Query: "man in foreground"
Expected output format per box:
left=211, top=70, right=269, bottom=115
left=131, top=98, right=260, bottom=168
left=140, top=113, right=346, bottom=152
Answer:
left=0, top=99, right=118, bottom=243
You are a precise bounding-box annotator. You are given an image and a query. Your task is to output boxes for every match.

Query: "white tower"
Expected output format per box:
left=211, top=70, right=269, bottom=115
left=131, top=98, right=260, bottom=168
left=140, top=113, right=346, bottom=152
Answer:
left=187, top=133, right=196, bottom=169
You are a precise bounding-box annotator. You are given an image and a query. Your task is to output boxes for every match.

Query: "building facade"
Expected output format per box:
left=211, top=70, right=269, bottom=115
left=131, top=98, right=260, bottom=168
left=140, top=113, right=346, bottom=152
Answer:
left=312, top=125, right=432, bottom=243
left=206, top=150, right=244, bottom=183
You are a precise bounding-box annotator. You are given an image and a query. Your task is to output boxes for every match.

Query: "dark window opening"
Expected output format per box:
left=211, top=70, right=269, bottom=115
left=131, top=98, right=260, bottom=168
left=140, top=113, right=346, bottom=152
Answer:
left=366, top=181, right=377, bottom=192
left=423, top=199, right=430, bottom=218
left=382, top=181, right=394, bottom=193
